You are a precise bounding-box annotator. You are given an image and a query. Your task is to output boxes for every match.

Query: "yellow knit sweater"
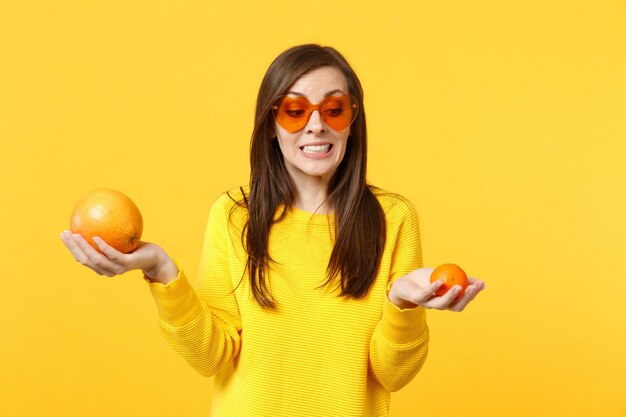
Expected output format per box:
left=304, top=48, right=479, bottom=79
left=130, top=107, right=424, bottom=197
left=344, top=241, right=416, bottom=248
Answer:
left=147, top=187, right=429, bottom=417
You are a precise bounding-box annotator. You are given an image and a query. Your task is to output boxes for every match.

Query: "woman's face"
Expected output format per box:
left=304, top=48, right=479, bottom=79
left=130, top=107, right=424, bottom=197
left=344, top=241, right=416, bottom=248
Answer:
left=274, top=66, right=351, bottom=186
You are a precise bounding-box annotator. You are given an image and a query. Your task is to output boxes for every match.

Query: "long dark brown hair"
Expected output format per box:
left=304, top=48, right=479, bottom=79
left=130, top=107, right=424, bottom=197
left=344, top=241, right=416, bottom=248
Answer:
left=231, top=44, right=386, bottom=309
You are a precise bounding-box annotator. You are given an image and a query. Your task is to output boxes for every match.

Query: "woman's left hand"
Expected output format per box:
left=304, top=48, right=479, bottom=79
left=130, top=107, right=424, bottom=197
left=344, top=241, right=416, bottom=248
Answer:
left=388, top=268, right=486, bottom=312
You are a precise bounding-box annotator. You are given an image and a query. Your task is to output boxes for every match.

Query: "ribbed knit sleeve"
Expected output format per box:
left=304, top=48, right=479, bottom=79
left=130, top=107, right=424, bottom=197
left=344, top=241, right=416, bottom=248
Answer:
left=147, top=193, right=242, bottom=377
left=368, top=197, right=429, bottom=392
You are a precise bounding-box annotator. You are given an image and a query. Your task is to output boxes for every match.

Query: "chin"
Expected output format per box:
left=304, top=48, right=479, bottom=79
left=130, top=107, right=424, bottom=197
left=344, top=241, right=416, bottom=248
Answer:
left=299, top=162, right=339, bottom=178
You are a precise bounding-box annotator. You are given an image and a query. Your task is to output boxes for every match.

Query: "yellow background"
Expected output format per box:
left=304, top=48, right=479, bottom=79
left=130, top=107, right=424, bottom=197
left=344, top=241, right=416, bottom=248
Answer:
left=1, top=0, right=625, bottom=416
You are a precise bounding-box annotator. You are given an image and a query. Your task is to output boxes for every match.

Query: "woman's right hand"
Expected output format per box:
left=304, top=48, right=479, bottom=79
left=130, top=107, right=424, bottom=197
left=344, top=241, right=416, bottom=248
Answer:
left=59, top=231, right=178, bottom=285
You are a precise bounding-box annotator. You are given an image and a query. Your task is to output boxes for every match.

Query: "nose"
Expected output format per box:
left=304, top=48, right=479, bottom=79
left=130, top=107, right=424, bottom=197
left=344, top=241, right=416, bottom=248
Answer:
left=305, top=110, right=326, bottom=134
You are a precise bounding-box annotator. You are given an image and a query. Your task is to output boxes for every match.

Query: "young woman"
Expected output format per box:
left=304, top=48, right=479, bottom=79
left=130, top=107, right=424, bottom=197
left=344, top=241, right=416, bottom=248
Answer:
left=61, top=44, right=485, bottom=417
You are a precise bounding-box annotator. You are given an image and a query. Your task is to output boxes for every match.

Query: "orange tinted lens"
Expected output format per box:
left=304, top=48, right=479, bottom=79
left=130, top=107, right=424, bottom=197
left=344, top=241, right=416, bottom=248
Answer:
left=272, top=94, right=358, bottom=132
left=273, top=96, right=312, bottom=132
left=319, top=95, right=357, bottom=131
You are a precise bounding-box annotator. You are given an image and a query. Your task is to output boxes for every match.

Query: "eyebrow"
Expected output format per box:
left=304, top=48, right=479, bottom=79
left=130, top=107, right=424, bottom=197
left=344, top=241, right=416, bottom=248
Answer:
left=286, top=89, right=345, bottom=97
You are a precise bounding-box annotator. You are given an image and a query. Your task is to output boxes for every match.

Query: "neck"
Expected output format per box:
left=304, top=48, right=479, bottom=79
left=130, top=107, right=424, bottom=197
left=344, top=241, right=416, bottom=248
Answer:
left=288, top=171, right=333, bottom=214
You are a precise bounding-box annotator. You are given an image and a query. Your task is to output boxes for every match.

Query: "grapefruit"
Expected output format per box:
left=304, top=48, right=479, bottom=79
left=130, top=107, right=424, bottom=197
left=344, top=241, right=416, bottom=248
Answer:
left=70, top=188, right=143, bottom=254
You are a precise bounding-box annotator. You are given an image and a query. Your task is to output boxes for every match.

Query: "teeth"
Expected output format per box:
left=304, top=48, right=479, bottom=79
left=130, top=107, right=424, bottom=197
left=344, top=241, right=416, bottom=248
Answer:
left=302, top=144, right=331, bottom=154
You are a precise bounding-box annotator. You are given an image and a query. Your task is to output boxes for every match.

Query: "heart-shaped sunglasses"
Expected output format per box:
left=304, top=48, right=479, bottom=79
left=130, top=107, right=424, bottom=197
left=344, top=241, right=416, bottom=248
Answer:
left=271, top=94, right=359, bottom=133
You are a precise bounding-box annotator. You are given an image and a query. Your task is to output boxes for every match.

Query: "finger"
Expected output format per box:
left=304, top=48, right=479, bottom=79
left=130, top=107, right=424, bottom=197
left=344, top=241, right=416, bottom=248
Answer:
left=93, top=236, right=123, bottom=261
left=468, top=277, right=486, bottom=291
left=423, top=285, right=464, bottom=310
left=93, top=237, right=132, bottom=275
left=425, top=280, right=444, bottom=298
left=449, top=284, right=483, bottom=312
left=61, top=232, right=107, bottom=276
left=60, top=231, right=91, bottom=266
left=71, top=234, right=120, bottom=277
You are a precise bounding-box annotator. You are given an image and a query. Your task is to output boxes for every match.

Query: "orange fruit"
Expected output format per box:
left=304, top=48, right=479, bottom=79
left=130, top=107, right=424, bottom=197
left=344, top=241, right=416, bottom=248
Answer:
left=430, top=263, right=469, bottom=299
left=70, top=188, right=143, bottom=254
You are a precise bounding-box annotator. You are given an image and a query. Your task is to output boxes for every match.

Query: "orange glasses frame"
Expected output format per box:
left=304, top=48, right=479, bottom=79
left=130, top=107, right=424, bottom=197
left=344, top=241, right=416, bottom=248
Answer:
left=271, top=94, right=359, bottom=133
